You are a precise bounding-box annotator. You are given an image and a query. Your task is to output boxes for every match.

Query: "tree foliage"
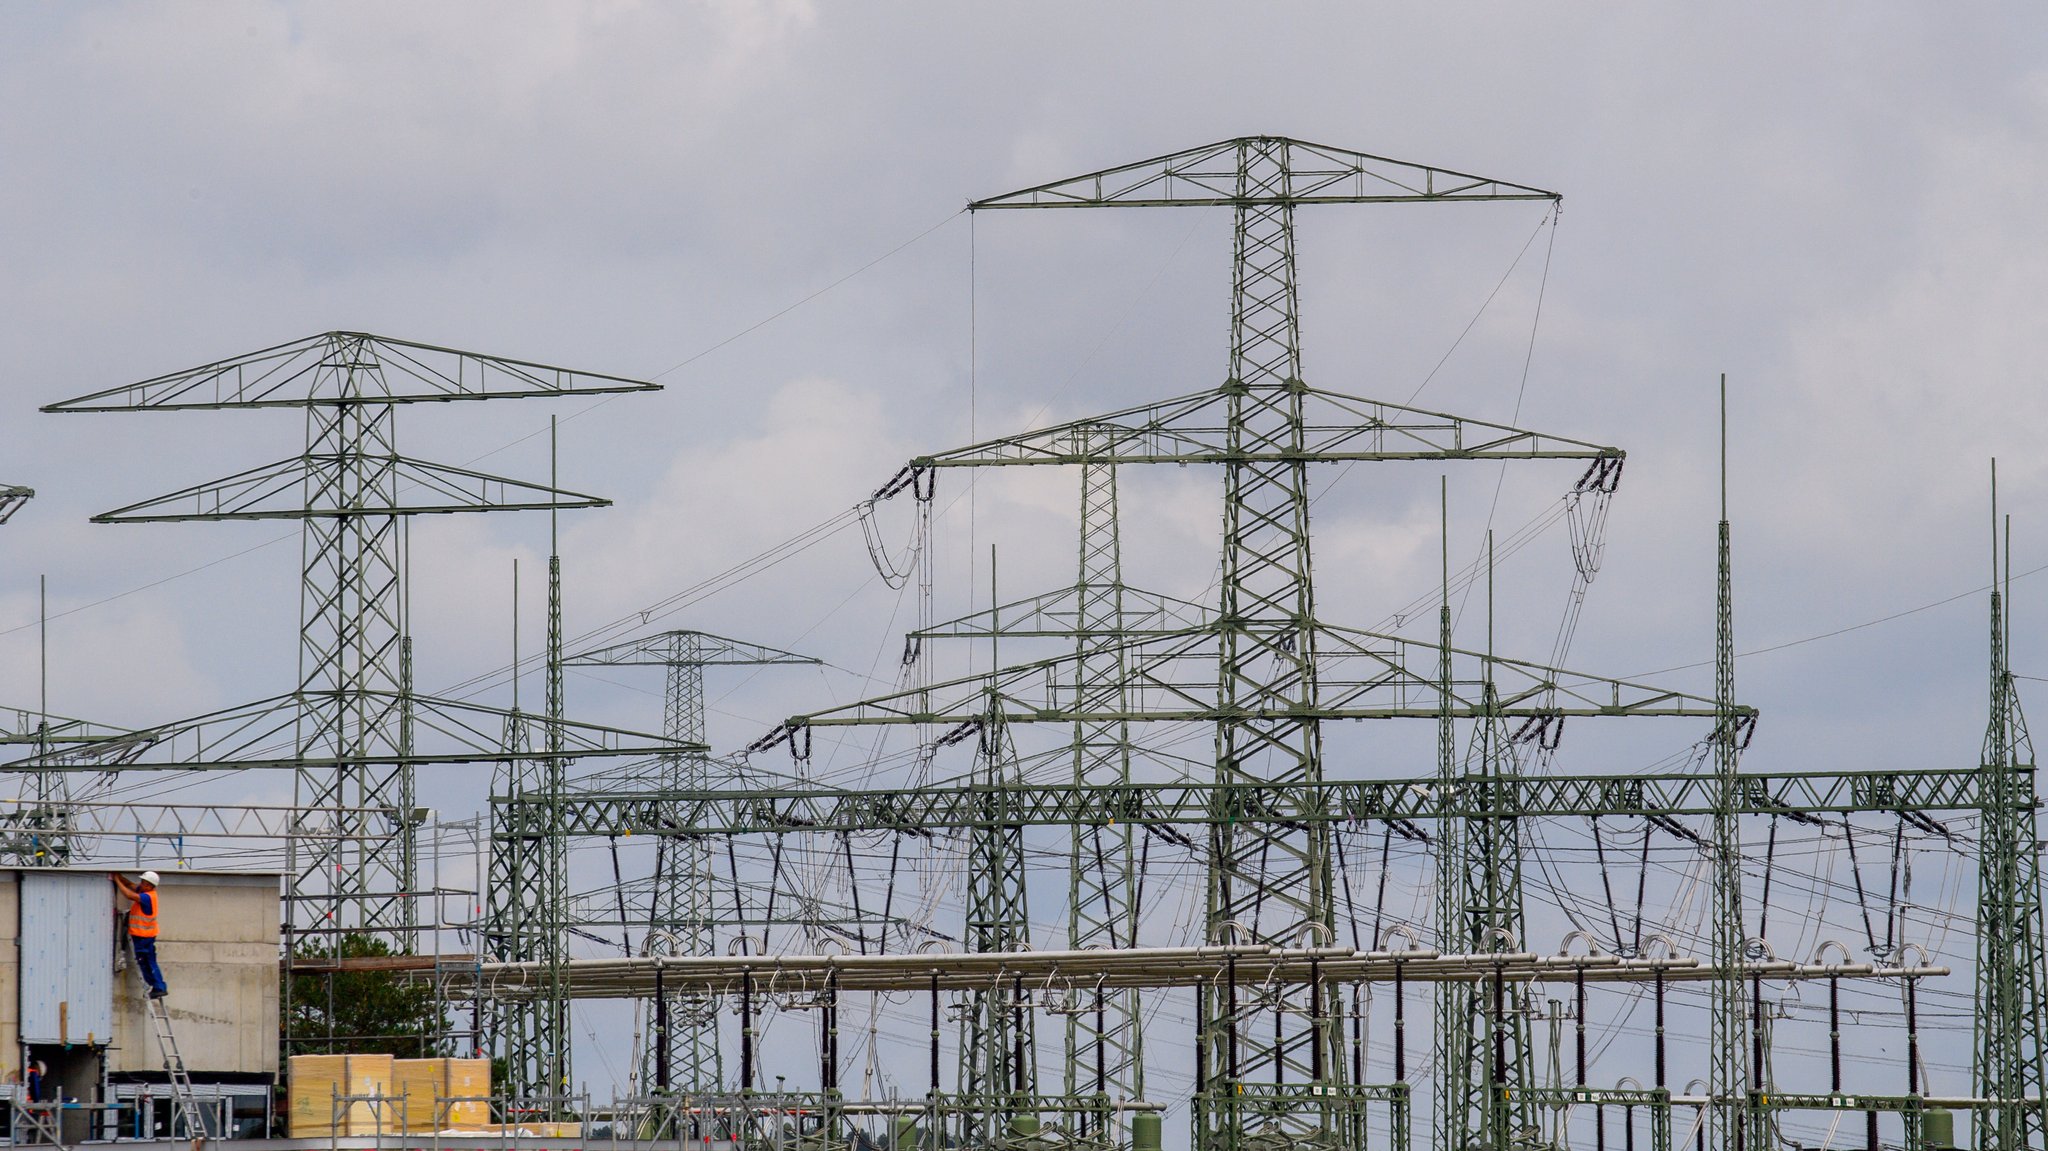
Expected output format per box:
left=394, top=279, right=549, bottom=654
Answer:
left=286, top=933, right=449, bottom=1057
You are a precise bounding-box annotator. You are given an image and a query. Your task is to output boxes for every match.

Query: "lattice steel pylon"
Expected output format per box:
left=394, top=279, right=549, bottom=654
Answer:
left=965, top=136, right=1569, bottom=1151
left=40, top=333, right=685, bottom=1055
left=1064, top=429, right=1143, bottom=1129
left=562, top=630, right=818, bottom=1095
left=1707, top=379, right=1762, bottom=1151
left=1976, top=464, right=2047, bottom=1150
left=960, top=699, right=1035, bottom=1141
left=1433, top=533, right=1539, bottom=1151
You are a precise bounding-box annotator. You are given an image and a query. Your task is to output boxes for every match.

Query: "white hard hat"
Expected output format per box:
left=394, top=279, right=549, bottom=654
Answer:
left=139, top=870, right=160, bottom=886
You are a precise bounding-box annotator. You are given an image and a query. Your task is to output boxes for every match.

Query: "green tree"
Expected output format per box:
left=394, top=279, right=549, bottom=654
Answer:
left=285, top=933, right=449, bottom=1057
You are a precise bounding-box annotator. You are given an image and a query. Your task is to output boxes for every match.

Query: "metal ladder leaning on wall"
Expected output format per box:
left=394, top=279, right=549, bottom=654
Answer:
left=144, top=997, right=208, bottom=1139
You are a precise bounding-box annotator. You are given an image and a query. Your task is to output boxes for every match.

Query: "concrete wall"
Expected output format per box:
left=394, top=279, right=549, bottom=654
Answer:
left=0, top=869, right=279, bottom=1081
left=107, top=870, right=281, bottom=1078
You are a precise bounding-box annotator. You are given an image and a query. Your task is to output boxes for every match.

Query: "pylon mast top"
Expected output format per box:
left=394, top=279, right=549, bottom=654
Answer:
left=44, top=331, right=657, bottom=413
left=969, top=136, right=1558, bottom=210
left=565, top=630, right=820, bottom=670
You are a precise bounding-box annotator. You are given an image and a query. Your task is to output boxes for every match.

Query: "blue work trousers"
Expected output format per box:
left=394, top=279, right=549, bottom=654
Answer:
left=131, top=935, right=167, bottom=996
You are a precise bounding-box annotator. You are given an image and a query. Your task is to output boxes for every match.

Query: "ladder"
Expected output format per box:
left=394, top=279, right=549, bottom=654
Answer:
left=144, top=997, right=209, bottom=1139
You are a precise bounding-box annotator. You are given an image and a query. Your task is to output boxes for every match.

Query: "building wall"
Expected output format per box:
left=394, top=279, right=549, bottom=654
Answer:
left=0, top=869, right=283, bottom=1080
left=108, top=870, right=281, bottom=1078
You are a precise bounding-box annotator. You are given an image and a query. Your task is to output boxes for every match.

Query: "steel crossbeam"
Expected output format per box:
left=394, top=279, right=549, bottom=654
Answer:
left=522, top=765, right=1990, bottom=839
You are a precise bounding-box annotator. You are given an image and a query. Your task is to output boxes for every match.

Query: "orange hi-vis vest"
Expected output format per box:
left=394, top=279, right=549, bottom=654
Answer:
left=129, top=890, right=158, bottom=938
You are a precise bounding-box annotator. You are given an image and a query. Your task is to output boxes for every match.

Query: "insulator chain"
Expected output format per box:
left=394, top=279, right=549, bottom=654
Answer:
left=742, top=722, right=812, bottom=763
left=1564, top=484, right=1617, bottom=584
left=1511, top=711, right=1565, bottom=752
left=858, top=466, right=935, bottom=589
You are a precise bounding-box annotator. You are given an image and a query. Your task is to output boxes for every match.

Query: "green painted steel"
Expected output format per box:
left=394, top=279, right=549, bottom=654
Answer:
left=40, top=333, right=682, bottom=1071
left=564, top=631, right=817, bottom=1099
left=524, top=764, right=1992, bottom=838
left=1974, top=475, right=2048, bottom=1149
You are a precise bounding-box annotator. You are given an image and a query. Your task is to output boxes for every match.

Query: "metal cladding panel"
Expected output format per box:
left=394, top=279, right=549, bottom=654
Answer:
left=20, top=872, right=114, bottom=1044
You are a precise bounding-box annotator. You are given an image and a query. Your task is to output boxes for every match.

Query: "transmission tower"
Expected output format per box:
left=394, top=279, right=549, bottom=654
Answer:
left=954, top=137, right=1581, bottom=1151
left=770, top=137, right=1726, bottom=1151
left=1064, top=431, right=1143, bottom=1128
left=959, top=699, right=1035, bottom=1142
left=902, top=428, right=1176, bottom=1130
left=562, top=629, right=819, bottom=1095
left=1708, top=379, right=1760, bottom=1151
left=1976, top=464, right=2047, bottom=1149
left=37, top=333, right=686, bottom=1056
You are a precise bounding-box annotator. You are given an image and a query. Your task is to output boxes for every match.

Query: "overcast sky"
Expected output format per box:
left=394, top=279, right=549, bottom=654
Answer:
left=3, top=1, right=2046, bottom=1108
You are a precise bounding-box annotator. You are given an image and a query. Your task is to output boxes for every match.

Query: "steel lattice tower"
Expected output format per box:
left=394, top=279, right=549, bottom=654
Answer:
left=962, top=136, right=1574, bottom=1151
left=1433, top=534, right=1538, bottom=1151
left=1707, top=379, right=1762, bottom=1151
left=1976, top=466, right=2047, bottom=1150
left=1064, top=428, right=1144, bottom=1126
left=562, top=630, right=818, bottom=1095
left=960, top=705, right=1035, bottom=1141
left=776, top=137, right=1641, bottom=1151
left=40, top=333, right=685, bottom=1058
left=739, top=139, right=1784, bottom=1150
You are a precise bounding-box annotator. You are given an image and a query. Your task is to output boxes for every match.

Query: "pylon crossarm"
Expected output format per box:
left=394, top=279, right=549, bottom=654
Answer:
left=536, top=765, right=1987, bottom=837
left=44, top=331, right=658, bottom=412
left=1318, top=624, right=1741, bottom=719
left=774, top=622, right=1731, bottom=735
left=0, top=484, right=30, bottom=524
left=968, top=136, right=1558, bottom=210
left=565, top=630, right=819, bottom=669
left=914, top=582, right=1213, bottom=640
left=910, top=386, right=1619, bottom=470
left=0, top=705, right=126, bottom=746
left=5, top=690, right=696, bottom=771
left=91, top=454, right=611, bottom=523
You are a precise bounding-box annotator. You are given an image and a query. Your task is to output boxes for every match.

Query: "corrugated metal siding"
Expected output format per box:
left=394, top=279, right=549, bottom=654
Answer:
left=20, top=872, right=113, bottom=1044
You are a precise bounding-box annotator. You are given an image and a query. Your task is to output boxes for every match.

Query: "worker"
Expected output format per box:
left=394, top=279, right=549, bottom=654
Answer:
left=111, top=871, right=167, bottom=999
left=24, top=1060, right=45, bottom=1103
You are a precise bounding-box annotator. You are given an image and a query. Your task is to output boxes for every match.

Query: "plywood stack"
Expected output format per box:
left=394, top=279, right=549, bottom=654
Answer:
left=286, top=1054, right=395, bottom=1137
left=392, top=1057, right=491, bottom=1132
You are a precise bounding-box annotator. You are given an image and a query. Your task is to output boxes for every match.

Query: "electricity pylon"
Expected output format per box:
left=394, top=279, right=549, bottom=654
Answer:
left=38, top=333, right=688, bottom=1055
left=1976, top=464, right=2047, bottom=1150
left=959, top=699, right=1034, bottom=1142
left=757, top=139, right=1752, bottom=1150
left=562, top=630, right=818, bottom=1095
left=904, top=426, right=1187, bottom=1129
left=1064, top=431, right=1143, bottom=1128
left=1433, top=531, right=1539, bottom=1151
left=950, top=137, right=1581, bottom=1151
left=1708, top=380, right=1760, bottom=1151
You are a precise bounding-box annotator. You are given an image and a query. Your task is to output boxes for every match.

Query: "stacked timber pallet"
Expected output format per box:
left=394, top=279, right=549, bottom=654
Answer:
left=286, top=1054, right=393, bottom=1138
left=392, top=1057, right=491, bottom=1132
left=287, top=1055, right=496, bottom=1136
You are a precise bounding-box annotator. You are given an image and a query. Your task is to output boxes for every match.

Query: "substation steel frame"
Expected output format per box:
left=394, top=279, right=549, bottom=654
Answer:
left=563, top=630, right=819, bottom=1099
